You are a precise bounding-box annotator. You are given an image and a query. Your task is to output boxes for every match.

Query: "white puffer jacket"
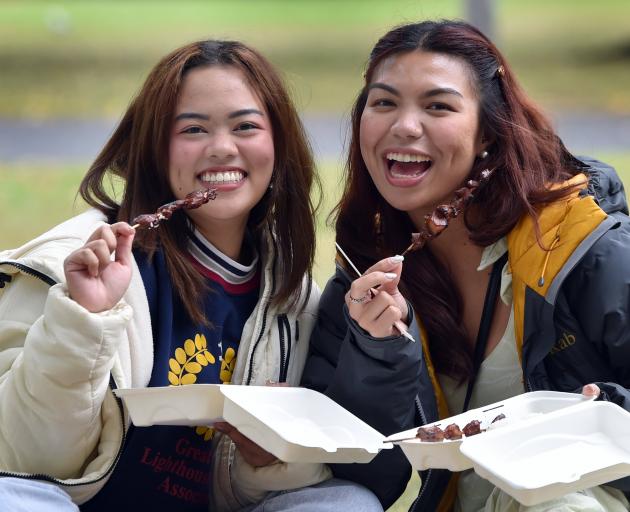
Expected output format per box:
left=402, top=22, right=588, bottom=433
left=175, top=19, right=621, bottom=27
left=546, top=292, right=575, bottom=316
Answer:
left=0, top=209, right=327, bottom=508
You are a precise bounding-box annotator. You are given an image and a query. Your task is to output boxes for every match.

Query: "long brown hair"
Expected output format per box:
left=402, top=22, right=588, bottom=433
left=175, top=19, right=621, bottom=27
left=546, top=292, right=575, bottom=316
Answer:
left=336, top=20, right=584, bottom=381
left=80, top=40, right=319, bottom=324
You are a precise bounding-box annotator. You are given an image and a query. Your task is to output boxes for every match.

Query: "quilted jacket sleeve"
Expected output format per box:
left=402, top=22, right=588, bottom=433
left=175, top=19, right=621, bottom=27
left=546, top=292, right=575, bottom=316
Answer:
left=0, top=274, right=132, bottom=478
left=563, top=217, right=630, bottom=411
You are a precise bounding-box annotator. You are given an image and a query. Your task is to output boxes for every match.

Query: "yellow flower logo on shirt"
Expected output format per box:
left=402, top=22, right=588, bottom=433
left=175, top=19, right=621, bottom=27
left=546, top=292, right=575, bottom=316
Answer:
left=168, top=333, right=215, bottom=386
left=167, top=333, right=237, bottom=442
left=220, top=347, right=236, bottom=383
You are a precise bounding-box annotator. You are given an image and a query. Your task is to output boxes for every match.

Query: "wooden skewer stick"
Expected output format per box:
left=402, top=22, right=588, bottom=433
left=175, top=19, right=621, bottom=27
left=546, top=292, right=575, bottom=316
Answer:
left=334, top=242, right=416, bottom=343
left=383, top=436, right=417, bottom=443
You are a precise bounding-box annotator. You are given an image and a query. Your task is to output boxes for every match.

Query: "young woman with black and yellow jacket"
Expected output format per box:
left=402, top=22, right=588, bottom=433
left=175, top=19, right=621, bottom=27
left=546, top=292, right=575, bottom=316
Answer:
left=302, top=20, right=630, bottom=512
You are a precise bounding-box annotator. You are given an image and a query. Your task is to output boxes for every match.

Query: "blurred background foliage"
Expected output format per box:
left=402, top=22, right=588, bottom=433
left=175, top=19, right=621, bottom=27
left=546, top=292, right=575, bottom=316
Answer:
left=2, top=0, right=630, bottom=118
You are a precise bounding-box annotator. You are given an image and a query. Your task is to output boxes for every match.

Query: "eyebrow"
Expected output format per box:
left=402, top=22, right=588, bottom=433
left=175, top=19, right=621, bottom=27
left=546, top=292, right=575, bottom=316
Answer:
left=174, top=112, right=209, bottom=121
left=228, top=108, right=264, bottom=119
left=368, top=83, right=464, bottom=99
left=174, top=109, right=264, bottom=122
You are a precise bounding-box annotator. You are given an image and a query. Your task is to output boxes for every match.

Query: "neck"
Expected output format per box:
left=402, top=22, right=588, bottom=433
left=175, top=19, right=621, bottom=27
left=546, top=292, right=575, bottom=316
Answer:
left=194, top=218, right=248, bottom=262
left=424, top=216, right=484, bottom=275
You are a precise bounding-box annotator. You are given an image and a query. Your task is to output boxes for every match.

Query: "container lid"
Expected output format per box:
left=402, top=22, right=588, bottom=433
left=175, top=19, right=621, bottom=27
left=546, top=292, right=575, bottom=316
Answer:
left=460, top=400, right=630, bottom=506
left=387, top=391, right=595, bottom=472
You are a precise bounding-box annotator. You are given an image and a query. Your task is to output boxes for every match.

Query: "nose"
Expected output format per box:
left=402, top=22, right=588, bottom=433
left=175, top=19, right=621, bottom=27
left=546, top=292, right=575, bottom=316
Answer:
left=391, top=110, right=423, bottom=140
left=206, top=130, right=237, bottom=160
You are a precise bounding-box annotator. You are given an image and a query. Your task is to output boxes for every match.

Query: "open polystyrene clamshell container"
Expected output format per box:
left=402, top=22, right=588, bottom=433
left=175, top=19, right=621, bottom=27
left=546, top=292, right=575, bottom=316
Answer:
left=386, top=391, right=594, bottom=472
left=220, top=385, right=391, bottom=463
left=114, top=384, right=225, bottom=426
left=114, top=384, right=391, bottom=463
left=460, top=400, right=630, bottom=506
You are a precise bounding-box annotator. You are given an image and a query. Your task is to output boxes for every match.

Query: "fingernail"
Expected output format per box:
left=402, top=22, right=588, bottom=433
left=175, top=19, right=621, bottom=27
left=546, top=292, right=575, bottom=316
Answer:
left=390, top=255, right=404, bottom=263
left=384, top=272, right=397, bottom=279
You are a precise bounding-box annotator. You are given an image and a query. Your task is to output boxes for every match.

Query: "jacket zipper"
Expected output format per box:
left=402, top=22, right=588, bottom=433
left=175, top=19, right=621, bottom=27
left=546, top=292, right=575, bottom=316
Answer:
left=277, top=316, right=287, bottom=382
left=277, top=314, right=292, bottom=382
left=245, top=233, right=277, bottom=385
left=410, top=395, right=432, bottom=512
left=283, top=315, right=292, bottom=380
left=0, top=261, right=56, bottom=286
left=0, top=262, right=128, bottom=490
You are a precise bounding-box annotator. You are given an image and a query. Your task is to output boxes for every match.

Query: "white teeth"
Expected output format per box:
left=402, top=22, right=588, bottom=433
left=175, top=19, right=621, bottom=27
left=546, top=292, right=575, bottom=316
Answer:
left=199, top=171, right=245, bottom=183
left=386, top=152, right=431, bottom=163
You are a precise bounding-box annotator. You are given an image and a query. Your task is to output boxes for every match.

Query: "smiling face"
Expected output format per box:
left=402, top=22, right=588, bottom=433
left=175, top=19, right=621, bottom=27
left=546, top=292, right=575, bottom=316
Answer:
left=360, top=50, right=486, bottom=225
left=168, top=65, right=274, bottom=239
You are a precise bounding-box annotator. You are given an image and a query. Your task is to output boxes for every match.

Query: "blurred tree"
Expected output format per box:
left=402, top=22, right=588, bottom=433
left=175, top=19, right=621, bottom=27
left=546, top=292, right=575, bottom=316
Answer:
left=465, top=0, right=496, bottom=40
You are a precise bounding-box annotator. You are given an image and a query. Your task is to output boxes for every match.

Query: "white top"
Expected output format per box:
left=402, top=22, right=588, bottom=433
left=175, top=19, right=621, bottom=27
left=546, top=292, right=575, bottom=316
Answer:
left=436, top=238, right=525, bottom=512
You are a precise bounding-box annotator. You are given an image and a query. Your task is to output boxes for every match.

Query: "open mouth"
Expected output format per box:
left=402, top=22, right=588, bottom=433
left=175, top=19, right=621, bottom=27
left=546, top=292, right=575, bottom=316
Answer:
left=385, top=152, right=432, bottom=178
left=198, top=169, right=247, bottom=185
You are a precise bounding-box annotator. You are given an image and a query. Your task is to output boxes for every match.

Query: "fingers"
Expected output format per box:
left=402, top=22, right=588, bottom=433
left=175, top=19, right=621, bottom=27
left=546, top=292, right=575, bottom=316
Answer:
left=72, top=242, right=110, bottom=277
left=345, top=255, right=411, bottom=339
left=66, top=223, right=134, bottom=277
left=347, top=286, right=403, bottom=338
left=364, top=254, right=405, bottom=275
left=214, top=422, right=277, bottom=467
left=265, top=380, right=289, bottom=387
left=111, top=222, right=135, bottom=267
left=363, top=254, right=405, bottom=296
left=582, top=383, right=600, bottom=398
left=347, top=271, right=397, bottom=307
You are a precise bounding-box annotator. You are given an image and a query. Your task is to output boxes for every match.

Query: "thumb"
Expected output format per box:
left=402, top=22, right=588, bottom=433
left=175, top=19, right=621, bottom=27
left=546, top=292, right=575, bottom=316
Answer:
left=112, top=223, right=135, bottom=266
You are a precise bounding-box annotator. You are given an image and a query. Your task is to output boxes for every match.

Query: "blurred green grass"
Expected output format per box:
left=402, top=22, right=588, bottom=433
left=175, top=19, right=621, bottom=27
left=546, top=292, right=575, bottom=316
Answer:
left=1, top=0, right=630, bottom=117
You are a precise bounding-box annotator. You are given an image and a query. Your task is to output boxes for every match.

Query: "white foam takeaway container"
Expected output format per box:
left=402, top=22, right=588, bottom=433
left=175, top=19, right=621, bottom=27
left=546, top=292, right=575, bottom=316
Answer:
left=114, top=384, right=391, bottom=464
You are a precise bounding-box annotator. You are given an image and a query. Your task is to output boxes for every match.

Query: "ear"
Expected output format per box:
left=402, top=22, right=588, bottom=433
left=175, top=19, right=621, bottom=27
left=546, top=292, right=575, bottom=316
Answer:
left=476, top=131, right=494, bottom=157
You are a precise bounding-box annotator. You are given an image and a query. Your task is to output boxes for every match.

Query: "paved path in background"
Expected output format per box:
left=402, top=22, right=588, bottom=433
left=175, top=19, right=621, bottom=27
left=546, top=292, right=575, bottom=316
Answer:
left=1, top=112, right=629, bottom=164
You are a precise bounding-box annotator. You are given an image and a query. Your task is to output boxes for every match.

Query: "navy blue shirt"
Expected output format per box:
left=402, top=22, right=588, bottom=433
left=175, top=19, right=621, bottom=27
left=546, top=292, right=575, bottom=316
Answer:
left=82, top=230, right=259, bottom=511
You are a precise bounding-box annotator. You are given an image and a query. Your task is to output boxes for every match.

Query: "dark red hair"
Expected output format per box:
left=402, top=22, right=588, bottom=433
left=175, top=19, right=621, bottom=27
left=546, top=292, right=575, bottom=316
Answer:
left=335, top=20, right=583, bottom=381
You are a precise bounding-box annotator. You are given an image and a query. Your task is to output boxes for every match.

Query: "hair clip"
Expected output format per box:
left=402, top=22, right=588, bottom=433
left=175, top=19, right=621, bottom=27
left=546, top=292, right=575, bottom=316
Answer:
left=496, top=65, right=505, bottom=77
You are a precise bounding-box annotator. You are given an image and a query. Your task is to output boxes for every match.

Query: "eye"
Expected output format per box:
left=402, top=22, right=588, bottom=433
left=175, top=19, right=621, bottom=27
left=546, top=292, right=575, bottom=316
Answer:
left=370, top=98, right=396, bottom=108
left=181, top=126, right=206, bottom=134
left=427, top=102, right=453, bottom=112
left=235, top=121, right=259, bottom=132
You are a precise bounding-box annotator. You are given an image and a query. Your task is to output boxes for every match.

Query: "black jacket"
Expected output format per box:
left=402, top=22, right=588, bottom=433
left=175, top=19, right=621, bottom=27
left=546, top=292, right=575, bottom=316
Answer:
left=302, top=159, right=630, bottom=510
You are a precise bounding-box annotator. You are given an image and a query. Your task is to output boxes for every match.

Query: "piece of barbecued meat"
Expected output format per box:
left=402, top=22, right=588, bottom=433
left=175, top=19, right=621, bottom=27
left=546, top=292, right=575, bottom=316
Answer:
left=416, top=425, right=445, bottom=442
left=443, top=423, right=464, bottom=440
left=132, top=188, right=217, bottom=230
left=462, top=419, right=483, bottom=437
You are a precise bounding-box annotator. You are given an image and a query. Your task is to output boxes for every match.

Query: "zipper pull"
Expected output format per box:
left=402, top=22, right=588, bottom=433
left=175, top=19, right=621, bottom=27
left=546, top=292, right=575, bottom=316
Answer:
left=0, top=273, right=12, bottom=288
left=538, top=235, right=560, bottom=287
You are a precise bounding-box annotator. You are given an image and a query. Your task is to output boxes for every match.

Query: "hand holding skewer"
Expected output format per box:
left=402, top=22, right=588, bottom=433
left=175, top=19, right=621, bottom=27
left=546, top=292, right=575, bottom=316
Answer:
left=335, top=243, right=415, bottom=342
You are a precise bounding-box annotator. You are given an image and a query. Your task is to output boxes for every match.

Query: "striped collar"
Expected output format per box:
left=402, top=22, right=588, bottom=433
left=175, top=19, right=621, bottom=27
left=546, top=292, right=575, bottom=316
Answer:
left=188, top=227, right=259, bottom=293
